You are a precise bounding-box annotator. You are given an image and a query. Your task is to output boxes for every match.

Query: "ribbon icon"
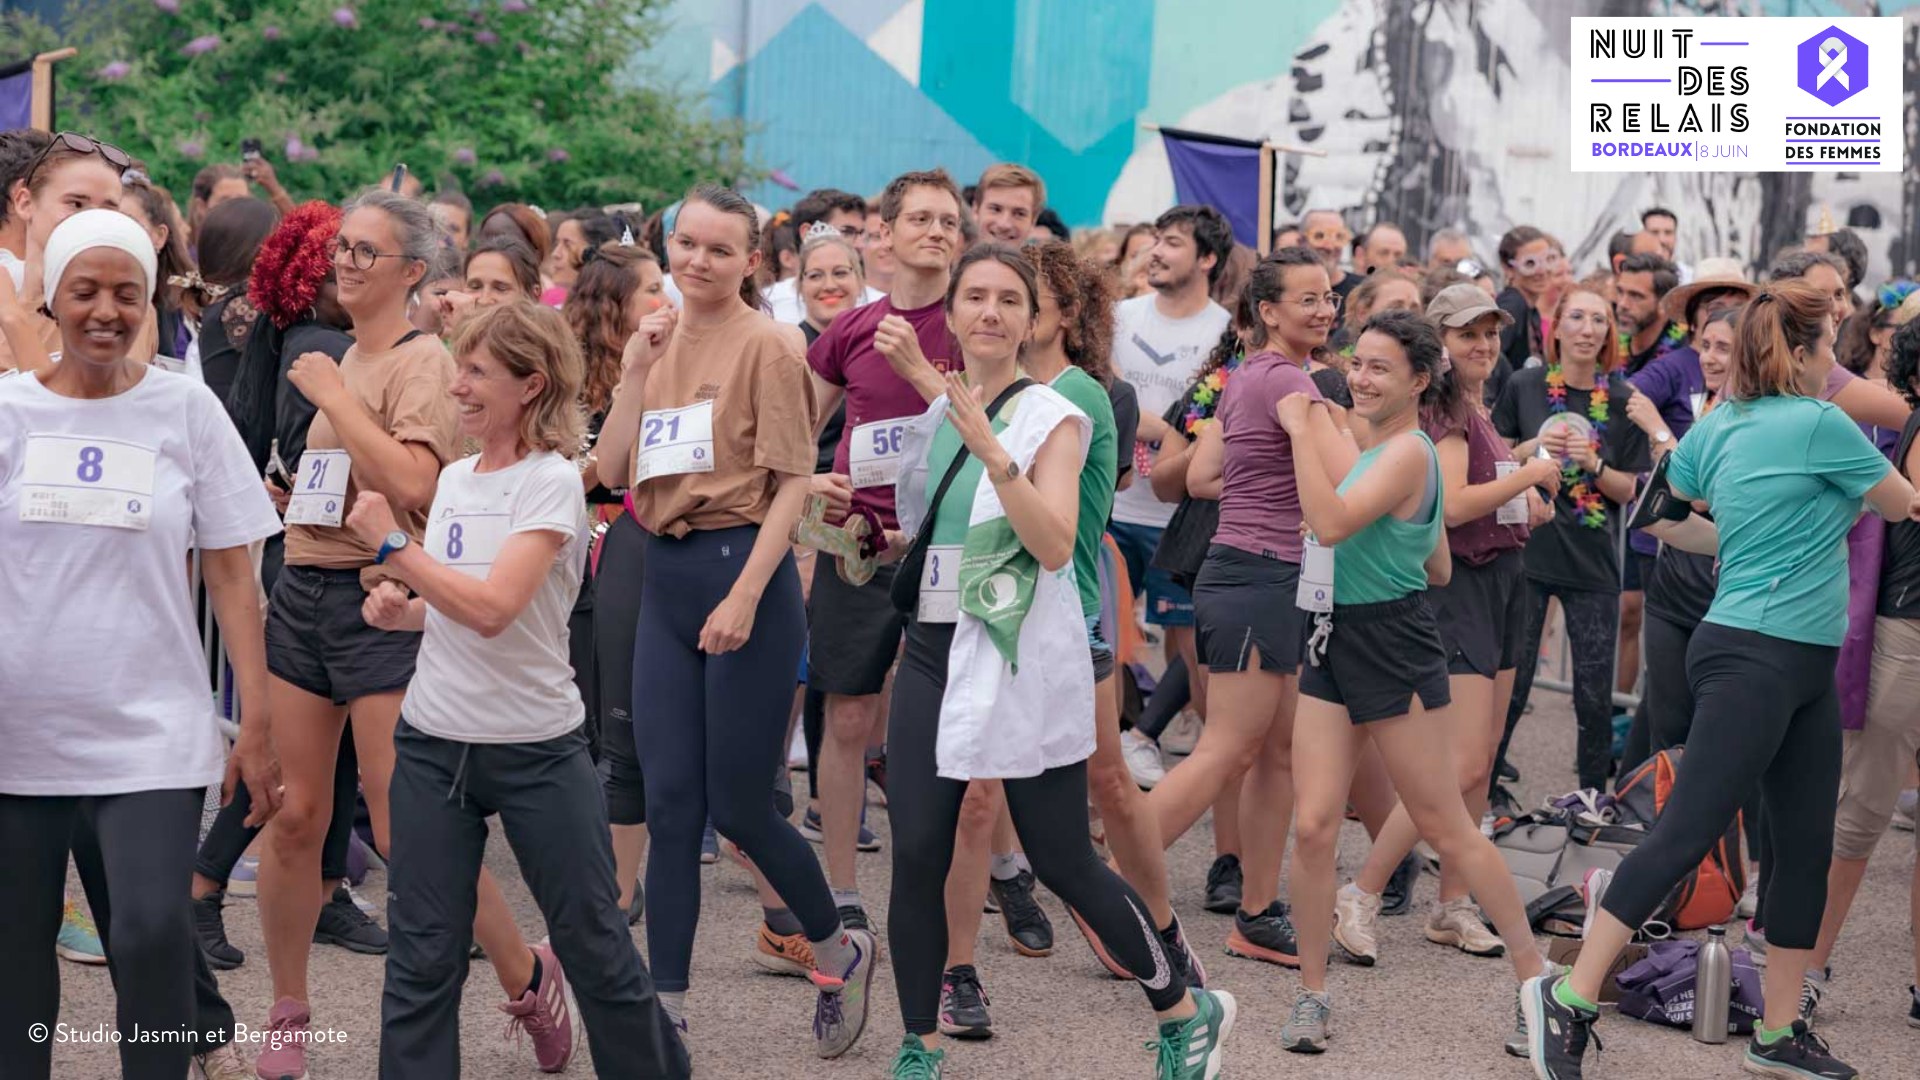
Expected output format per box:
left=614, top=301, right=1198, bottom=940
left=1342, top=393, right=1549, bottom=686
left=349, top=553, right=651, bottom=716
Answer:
left=1817, top=37, right=1849, bottom=90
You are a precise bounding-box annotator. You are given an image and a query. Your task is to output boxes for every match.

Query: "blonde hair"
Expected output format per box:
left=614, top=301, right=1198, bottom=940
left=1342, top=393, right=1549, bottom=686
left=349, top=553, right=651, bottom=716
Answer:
left=1729, top=279, right=1831, bottom=401
left=797, top=231, right=865, bottom=283
left=976, top=163, right=1046, bottom=211
left=449, top=301, right=586, bottom=453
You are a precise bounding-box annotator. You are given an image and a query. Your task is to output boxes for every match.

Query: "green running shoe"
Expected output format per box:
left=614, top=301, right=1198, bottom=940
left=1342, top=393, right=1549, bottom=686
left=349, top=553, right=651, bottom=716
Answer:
left=1149, top=987, right=1237, bottom=1080
left=890, top=1033, right=945, bottom=1078
left=57, top=899, right=105, bottom=965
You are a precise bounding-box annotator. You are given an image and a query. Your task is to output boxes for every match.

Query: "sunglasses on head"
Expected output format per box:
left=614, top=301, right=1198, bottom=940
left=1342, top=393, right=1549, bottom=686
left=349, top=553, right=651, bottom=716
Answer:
left=22, top=132, right=133, bottom=189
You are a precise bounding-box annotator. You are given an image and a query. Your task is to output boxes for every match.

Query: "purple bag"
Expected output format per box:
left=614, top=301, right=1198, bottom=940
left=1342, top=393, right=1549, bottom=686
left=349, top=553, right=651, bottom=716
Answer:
left=1614, top=939, right=1763, bottom=1035
left=1836, top=516, right=1884, bottom=732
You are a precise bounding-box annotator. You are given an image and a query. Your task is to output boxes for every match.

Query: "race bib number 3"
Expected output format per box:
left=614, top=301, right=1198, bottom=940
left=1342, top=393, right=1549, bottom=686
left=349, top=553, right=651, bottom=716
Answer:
left=917, top=544, right=962, bottom=623
left=427, top=510, right=512, bottom=577
left=285, top=449, right=352, bottom=527
left=19, top=434, right=158, bottom=531
left=849, top=419, right=907, bottom=488
left=1296, top=536, right=1334, bottom=613
left=635, top=401, right=715, bottom=481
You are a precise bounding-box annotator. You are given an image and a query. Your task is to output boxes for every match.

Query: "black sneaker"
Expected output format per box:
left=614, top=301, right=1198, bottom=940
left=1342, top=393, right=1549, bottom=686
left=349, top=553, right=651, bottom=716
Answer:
left=1906, top=984, right=1919, bottom=1029
left=314, top=886, right=388, bottom=955
left=988, top=871, right=1053, bottom=957
left=1521, top=974, right=1599, bottom=1079
left=1742, top=1020, right=1856, bottom=1079
left=938, top=964, right=992, bottom=1040
left=1224, top=901, right=1299, bottom=968
left=1202, top=854, right=1243, bottom=915
left=837, top=904, right=873, bottom=935
left=628, top=880, right=646, bottom=926
left=1380, top=853, right=1419, bottom=917
left=1799, top=969, right=1828, bottom=1024
left=193, top=889, right=244, bottom=970
left=1159, top=915, right=1207, bottom=989
left=1497, top=759, right=1520, bottom=783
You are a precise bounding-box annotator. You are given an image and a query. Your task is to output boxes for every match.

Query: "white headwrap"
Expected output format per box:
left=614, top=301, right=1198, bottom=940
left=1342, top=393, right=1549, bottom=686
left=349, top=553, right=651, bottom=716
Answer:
left=42, top=208, right=157, bottom=301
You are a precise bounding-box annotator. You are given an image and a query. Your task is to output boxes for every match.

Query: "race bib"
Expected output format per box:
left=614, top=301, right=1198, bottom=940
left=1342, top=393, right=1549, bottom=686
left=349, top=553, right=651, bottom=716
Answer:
left=1495, top=460, right=1529, bottom=526
left=426, top=509, right=512, bottom=577
left=1296, top=536, right=1334, bottom=613
left=849, top=419, right=907, bottom=488
left=917, top=544, right=962, bottom=623
left=18, top=433, right=157, bottom=531
left=1689, top=391, right=1707, bottom=419
left=635, top=401, right=715, bottom=481
left=285, top=449, right=351, bottom=527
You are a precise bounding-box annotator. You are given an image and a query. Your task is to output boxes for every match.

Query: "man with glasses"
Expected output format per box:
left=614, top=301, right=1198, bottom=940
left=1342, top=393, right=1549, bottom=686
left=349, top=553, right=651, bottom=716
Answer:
left=768, top=188, right=882, bottom=324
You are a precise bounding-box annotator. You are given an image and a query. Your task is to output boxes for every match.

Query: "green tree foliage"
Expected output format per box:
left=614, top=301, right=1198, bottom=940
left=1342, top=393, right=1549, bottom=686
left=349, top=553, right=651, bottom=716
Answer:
left=5, top=0, right=749, bottom=211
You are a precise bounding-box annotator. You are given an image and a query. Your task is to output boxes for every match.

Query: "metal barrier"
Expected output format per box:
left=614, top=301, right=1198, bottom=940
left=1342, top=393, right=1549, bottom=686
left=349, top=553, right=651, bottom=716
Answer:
left=193, top=549, right=242, bottom=741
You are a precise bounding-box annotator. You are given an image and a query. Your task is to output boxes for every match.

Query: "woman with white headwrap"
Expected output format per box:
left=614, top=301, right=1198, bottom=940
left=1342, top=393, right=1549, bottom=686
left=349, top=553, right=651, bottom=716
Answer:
left=0, top=209, right=283, bottom=1080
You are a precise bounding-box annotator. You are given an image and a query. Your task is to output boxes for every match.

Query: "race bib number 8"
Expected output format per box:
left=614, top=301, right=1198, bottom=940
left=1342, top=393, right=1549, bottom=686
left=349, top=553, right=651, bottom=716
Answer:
left=917, top=544, right=962, bottom=623
left=426, top=511, right=512, bottom=577
left=635, top=401, right=716, bottom=481
left=19, top=433, right=158, bottom=531
left=849, top=419, right=907, bottom=488
left=285, top=449, right=352, bottom=527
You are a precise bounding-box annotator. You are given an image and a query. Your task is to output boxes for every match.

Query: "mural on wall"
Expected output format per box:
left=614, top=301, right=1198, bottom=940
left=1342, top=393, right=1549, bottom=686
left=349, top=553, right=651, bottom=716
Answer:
left=667, top=0, right=1917, bottom=280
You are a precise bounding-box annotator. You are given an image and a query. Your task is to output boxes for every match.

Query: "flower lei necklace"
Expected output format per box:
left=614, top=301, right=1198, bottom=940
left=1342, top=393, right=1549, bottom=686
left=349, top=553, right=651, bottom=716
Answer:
left=1182, top=351, right=1247, bottom=434
left=1618, top=321, right=1689, bottom=362
left=1545, top=362, right=1609, bottom=529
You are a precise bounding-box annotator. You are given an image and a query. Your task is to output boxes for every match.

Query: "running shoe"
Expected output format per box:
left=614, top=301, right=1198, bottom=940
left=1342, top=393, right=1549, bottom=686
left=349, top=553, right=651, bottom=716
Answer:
left=938, top=964, right=992, bottom=1040
left=787, top=724, right=809, bottom=770
left=226, top=854, right=260, bottom=898
left=1122, top=728, right=1166, bottom=789
left=1497, top=759, right=1520, bottom=783
left=1521, top=973, right=1600, bottom=1080
left=1892, top=788, right=1916, bottom=832
left=1580, top=868, right=1613, bottom=941
left=1742, top=1020, right=1856, bottom=1079
left=1737, top=876, right=1759, bottom=919
left=1066, top=904, right=1133, bottom=979
left=837, top=903, right=873, bottom=935
left=799, top=806, right=881, bottom=851
left=1799, top=968, right=1828, bottom=1024
left=1380, top=853, right=1419, bottom=917
left=1332, top=883, right=1381, bottom=966
left=499, top=942, right=573, bottom=1073
left=1906, top=984, right=1919, bottom=1029
left=191, top=1043, right=250, bottom=1080
left=57, top=899, right=106, bottom=965
left=314, top=885, right=388, bottom=954
left=627, top=880, right=645, bottom=926
left=1160, top=710, right=1203, bottom=756
left=1161, top=914, right=1207, bottom=989
left=1279, top=988, right=1331, bottom=1054
left=1745, top=919, right=1769, bottom=967
left=1202, top=854, right=1242, bottom=915
left=1150, top=986, right=1237, bottom=1079
left=1426, top=896, right=1505, bottom=957
left=1223, top=901, right=1299, bottom=968
left=347, top=884, right=378, bottom=918
left=254, top=997, right=310, bottom=1080
left=753, top=923, right=815, bottom=978
left=989, top=870, right=1054, bottom=956
left=1507, top=963, right=1568, bottom=1057
left=700, top=822, right=719, bottom=864
left=890, top=1033, right=944, bottom=1079
left=811, top=927, right=878, bottom=1058
left=193, top=888, right=245, bottom=970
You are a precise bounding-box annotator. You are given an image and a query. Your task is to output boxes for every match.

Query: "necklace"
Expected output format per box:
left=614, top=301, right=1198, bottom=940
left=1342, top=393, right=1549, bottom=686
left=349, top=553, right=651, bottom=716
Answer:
left=1182, top=351, right=1246, bottom=434
left=1545, top=362, right=1609, bottom=529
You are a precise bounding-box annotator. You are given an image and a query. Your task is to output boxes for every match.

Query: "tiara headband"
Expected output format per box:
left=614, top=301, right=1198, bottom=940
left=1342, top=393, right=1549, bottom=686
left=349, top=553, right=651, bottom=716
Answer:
left=803, top=221, right=841, bottom=241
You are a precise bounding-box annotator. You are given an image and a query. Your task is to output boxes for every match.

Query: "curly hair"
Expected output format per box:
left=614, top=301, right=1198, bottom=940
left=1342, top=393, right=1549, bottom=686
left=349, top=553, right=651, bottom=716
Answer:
left=564, top=245, right=659, bottom=415
left=1028, top=239, right=1114, bottom=384
left=248, top=201, right=342, bottom=330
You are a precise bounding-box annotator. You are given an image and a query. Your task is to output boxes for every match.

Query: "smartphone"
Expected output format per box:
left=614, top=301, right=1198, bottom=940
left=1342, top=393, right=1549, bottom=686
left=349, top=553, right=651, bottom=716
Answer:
left=240, top=137, right=263, bottom=163
left=389, top=163, right=408, bottom=193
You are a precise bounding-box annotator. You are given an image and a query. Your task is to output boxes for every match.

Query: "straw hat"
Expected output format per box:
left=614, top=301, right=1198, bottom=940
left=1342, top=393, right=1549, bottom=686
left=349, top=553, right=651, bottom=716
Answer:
left=1659, top=257, right=1757, bottom=325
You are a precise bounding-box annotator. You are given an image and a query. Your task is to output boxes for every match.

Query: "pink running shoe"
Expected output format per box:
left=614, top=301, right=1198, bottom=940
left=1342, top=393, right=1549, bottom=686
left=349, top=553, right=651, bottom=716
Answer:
left=499, top=943, right=574, bottom=1073
left=254, top=998, right=309, bottom=1080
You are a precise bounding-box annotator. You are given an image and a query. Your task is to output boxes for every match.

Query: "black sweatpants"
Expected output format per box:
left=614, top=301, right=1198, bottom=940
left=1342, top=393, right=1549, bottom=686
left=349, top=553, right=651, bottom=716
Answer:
left=595, top=512, right=646, bottom=826
left=887, top=621, right=1187, bottom=1036
left=0, top=789, right=230, bottom=1079
left=1499, top=580, right=1620, bottom=791
left=1598, top=623, right=1840, bottom=950
left=196, top=731, right=358, bottom=883
left=380, top=719, right=688, bottom=1079
left=635, top=525, right=836, bottom=992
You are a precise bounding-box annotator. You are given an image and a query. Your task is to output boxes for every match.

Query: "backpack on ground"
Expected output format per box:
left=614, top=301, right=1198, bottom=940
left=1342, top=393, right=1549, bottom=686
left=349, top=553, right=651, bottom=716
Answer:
left=1612, top=747, right=1745, bottom=930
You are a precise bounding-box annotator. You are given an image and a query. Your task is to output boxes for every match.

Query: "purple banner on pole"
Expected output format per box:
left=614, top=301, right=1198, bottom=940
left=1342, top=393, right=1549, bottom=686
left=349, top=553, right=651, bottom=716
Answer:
left=0, top=63, right=34, bottom=132
left=1161, top=128, right=1262, bottom=249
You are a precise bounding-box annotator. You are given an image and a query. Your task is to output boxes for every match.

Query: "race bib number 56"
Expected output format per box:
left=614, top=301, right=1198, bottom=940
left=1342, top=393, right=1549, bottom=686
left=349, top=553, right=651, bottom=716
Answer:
left=18, top=433, right=157, bottom=531
left=849, top=419, right=907, bottom=488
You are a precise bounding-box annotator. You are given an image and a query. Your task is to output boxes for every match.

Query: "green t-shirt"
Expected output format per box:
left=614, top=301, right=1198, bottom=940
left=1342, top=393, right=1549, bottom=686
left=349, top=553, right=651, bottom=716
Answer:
left=1331, top=431, right=1443, bottom=604
left=1049, top=366, right=1118, bottom=617
left=1667, top=395, right=1889, bottom=646
left=928, top=416, right=1003, bottom=546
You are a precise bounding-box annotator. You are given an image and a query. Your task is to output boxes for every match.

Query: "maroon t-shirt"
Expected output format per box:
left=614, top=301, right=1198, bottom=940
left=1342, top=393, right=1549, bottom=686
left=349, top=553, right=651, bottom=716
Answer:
left=1212, top=352, right=1321, bottom=562
left=807, top=297, right=961, bottom=529
left=1424, top=409, right=1529, bottom=568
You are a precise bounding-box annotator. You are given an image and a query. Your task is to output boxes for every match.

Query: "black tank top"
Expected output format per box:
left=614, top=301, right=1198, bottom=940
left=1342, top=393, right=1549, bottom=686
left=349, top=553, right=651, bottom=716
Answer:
left=1878, top=409, right=1920, bottom=619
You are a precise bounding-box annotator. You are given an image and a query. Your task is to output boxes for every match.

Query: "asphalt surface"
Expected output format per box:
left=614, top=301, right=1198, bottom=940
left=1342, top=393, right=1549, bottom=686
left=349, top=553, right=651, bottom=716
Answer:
left=52, top=690, right=1920, bottom=1079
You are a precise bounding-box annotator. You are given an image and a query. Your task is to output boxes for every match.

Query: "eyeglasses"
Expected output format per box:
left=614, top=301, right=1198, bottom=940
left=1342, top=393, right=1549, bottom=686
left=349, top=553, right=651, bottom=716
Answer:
left=1509, top=252, right=1564, bottom=276
left=900, top=211, right=961, bottom=235
left=22, top=132, right=133, bottom=190
left=836, top=224, right=867, bottom=242
left=335, top=236, right=414, bottom=271
left=1285, top=293, right=1343, bottom=312
left=1305, top=227, right=1351, bottom=246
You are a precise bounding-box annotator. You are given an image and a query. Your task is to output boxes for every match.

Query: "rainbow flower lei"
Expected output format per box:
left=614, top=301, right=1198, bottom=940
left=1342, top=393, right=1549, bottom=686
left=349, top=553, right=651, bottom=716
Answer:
left=1616, top=321, right=1689, bottom=363
left=1545, top=363, right=1610, bottom=529
left=1182, top=351, right=1246, bottom=434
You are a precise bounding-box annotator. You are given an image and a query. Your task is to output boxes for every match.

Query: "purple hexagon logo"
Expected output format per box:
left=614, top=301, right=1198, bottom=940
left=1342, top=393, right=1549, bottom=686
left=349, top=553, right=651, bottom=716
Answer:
left=1797, top=26, right=1868, bottom=107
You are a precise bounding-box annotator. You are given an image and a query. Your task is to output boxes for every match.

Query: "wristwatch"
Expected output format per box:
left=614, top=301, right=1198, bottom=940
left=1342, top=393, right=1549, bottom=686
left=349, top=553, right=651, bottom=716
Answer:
left=375, top=530, right=410, bottom=564
left=1653, top=429, right=1674, bottom=447
left=989, top=458, right=1021, bottom=485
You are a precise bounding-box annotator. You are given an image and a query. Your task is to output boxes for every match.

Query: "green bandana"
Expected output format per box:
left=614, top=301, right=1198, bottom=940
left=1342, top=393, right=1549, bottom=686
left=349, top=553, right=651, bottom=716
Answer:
left=958, top=514, right=1039, bottom=670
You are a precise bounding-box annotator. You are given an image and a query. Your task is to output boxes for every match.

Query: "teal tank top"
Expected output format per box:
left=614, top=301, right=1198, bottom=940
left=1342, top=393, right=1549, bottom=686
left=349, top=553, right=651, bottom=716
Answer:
left=1332, top=430, right=1443, bottom=605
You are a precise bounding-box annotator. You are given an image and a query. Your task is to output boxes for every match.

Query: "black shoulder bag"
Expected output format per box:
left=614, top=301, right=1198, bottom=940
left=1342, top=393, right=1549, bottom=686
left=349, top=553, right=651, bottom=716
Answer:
left=890, top=378, right=1034, bottom=615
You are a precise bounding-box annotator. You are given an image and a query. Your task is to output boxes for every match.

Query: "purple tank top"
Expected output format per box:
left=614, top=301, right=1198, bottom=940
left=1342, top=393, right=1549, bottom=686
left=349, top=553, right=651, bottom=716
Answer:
left=1212, top=352, right=1321, bottom=561
left=1424, top=409, right=1529, bottom=567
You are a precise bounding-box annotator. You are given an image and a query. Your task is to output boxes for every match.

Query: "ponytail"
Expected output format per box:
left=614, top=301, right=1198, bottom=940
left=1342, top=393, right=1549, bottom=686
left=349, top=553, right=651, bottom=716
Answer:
left=1729, top=280, right=1829, bottom=400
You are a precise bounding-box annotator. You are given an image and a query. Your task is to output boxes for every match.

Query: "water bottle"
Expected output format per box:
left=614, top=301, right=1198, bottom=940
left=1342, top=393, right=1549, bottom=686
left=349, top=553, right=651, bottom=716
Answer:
left=1692, top=926, right=1731, bottom=1043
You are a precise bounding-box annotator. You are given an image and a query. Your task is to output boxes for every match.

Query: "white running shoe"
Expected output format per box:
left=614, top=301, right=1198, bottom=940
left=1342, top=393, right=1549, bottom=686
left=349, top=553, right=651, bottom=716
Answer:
left=788, top=725, right=809, bottom=770
left=1120, top=729, right=1166, bottom=789
left=1159, top=710, right=1203, bottom=756
left=1425, top=896, right=1506, bottom=957
left=1332, top=883, right=1381, bottom=965
left=1580, top=867, right=1614, bottom=940
left=1736, top=876, right=1758, bottom=919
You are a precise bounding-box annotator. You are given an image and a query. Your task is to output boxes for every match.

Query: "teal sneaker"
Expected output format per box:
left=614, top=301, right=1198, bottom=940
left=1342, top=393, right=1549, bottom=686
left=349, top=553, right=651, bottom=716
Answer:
left=57, top=899, right=106, bottom=965
left=1150, top=987, right=1237, bottom=1079
left=890, top=1033, right=945, bottom=1078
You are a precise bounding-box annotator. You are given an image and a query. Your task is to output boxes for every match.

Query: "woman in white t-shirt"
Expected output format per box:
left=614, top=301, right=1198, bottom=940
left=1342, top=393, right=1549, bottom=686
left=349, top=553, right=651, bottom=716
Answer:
left=0, top=210, right=283, bottom=1079
left=343, top=301, right=688, bottom=1078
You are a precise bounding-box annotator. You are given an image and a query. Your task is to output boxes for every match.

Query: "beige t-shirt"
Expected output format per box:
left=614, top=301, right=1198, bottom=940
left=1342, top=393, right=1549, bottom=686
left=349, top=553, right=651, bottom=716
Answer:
left=284, top=333, right=460, bottom=582
left=627, top=307, right=817, bottom=538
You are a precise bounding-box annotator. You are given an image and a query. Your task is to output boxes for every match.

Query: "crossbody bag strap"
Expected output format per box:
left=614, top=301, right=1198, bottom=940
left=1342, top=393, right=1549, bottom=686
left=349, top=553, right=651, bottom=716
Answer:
left=906, top=377, right=1034, bottom=548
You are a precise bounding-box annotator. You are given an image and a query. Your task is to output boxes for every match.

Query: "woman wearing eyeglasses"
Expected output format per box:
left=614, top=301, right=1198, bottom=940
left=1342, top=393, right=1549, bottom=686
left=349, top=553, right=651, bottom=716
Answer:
left=0, top=131, right=128, bottom=373
left=1494, top=226, right=1561, bottom=383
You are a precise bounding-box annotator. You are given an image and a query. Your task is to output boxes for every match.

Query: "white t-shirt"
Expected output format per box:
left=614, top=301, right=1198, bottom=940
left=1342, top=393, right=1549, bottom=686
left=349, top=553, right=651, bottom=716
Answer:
left=763, top=276, right=886, bottom=325
left=0, top=248, right=23, bottom=293
left=402, top=451, right=589, bottom=744
left=0, top=366, right=281, bottom=795
left=1108, top=294, right=1231, bottom=527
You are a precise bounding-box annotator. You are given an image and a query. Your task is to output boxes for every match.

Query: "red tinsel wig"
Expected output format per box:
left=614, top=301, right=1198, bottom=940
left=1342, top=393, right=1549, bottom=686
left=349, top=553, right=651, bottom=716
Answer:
left=249, top=201, right=342, bottom=329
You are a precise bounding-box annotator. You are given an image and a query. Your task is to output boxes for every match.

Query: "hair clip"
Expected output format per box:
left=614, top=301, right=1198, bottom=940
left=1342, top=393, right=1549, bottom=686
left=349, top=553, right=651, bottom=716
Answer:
left=613, top=213, right=635, bottom=247
left=803, top=221, right=840, bottom=241
left=770, top=209, right=792, bottom=228
left=123, top=167, right=151, bottom=186
left=168, top=271, right=229, bottom=301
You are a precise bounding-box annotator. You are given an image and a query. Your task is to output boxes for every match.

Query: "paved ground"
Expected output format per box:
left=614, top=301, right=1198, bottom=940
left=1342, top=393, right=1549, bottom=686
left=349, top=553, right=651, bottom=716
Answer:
left=53, top=691, right=1919, bottom=1079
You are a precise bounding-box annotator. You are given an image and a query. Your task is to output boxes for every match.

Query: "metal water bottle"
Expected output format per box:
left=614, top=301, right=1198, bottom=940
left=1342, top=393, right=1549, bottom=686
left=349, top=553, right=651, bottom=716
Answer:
left=1692, top=926, right=1732, bottom=1043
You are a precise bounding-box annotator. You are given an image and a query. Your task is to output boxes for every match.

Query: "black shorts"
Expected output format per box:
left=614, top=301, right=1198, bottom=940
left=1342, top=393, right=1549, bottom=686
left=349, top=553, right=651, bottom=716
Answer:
left=1432, top=548, right=1530, bottom=678
left=806, top=557, right=906, bottom=697
left=1300, top=594, right=1452, bottom=723
left=1193, top=545, right=1306, bottom=675
left=266, top=564, right=421, bottom=705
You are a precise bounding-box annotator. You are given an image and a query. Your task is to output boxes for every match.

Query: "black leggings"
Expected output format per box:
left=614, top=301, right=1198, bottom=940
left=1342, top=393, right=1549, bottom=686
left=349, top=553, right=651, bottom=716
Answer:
left=887, top=621, right=1187, bottom=1036
left=197, top=732, right=357, bottom=884
left=1500, top=580, right=1619, bottom=791
left=1598, top=623, right=1840, bottom=949
left=1619, top=612, right=1695, bottom=775
left=635, top=525, right=835, bottom=992
left=595, top=513, right=646, bottom=826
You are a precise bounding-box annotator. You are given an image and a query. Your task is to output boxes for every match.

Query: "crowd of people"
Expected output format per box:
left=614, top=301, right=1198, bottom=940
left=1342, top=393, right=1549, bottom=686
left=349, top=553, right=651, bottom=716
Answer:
left=1, top=122, right=1918, bottom=1080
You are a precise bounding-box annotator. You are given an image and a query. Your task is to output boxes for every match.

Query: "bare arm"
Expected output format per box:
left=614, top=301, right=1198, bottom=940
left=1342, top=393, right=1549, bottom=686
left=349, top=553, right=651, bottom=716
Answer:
left=1832, top=376, right=1913, bottom=432
left=1291, top=417, right=1427, bottom=544
left=1863, top=467, right=1920, bottom=523
left=1148, top=423, right=1194, bottom=503
left=202, top=545, right=282, bottom=826
left=1185, top=423, right=1224, bottom=501
left=810, top=374, right=847, bottom=439
left=1423, top=524, right=1453, bottom=587
left=594, top=310, right=679, bottom=490
left=384, top=530, right=567, bottom=638
left=1437, top=433, right=1560, bottom=527
left=0, top=271, right=52, bottom=375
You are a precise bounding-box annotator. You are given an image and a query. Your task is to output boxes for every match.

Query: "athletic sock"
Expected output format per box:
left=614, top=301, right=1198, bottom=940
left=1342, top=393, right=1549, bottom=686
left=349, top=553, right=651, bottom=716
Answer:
left=1756, top=1021, right=1796, bottom=1045
left=990, top=853, right=1022, bottom=882
left=830, top=888, right=863, bottom=912
left=525, top=951, right=543, bottom=995
left=1552, top=977, right=1598, bottom=1014
left=764, top=905, right=804, bottom=936
left=812, top=927, right=858, bottom=978
left=660, top=990, right=686, bottom=1025
left=1012, top=852, right=1032, bottom=875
